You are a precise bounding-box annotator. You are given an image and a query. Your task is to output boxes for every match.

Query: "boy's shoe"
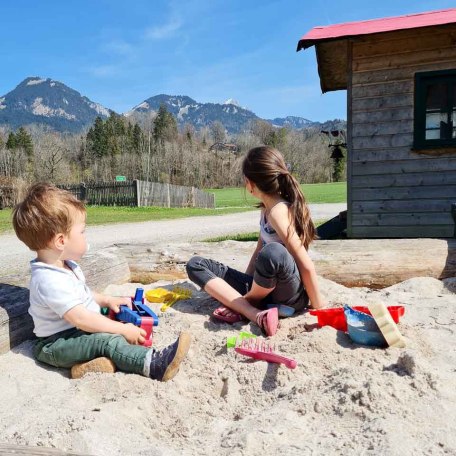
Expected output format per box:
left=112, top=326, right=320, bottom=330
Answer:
left=71, top=357, right=116, bottom=379
left=148, top=331, right=191, bottom=382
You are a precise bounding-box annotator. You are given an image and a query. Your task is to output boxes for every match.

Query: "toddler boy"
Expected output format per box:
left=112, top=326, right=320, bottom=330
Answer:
left=12, top=183, right=190, bottom=381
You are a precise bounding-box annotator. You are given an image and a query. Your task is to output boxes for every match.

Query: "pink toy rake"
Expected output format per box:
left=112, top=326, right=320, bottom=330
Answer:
left=234, top=338, right=297, bottom=369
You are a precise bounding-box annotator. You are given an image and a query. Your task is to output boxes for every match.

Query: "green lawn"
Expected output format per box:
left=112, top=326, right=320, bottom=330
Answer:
left=0, top=182, right=346, bottom=235
left=204, top=219, right=327, bottom=242
left=0, top=206, right=253, bottom=235
left=208, top=181, right=347, bottom=207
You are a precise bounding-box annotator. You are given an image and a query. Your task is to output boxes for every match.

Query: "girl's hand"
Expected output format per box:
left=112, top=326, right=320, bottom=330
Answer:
left=311, top=299, right=328, bottom=310
left=105, top=296, right=132, bottom=313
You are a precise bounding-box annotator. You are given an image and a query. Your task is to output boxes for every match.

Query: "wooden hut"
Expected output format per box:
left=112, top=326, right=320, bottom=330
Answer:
left=298, top=8, right=456, bottom=238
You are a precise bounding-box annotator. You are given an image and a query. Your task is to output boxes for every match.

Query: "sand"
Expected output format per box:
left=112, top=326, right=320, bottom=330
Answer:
left=0, top=275, right=455, bottom=455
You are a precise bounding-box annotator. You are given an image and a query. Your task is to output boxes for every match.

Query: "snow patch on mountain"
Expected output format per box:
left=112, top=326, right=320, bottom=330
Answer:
left=26, top=78, right=47, bottom=86
left=223, top=98, right=240, bottom=107
left=31, top=97, right=76, bottom=120
left=0, top=97, right=5, bottom=110
left=177, top=105, right=190, bottom=120
left=88, top=102, right=110, bottom=117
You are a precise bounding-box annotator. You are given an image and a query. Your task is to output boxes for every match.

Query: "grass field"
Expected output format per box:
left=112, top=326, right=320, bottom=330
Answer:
left=208, top=181, right=347, bottom=207
left=0, top=206, right=253, bottom=235
left=0, top=182, right=346, bottom=235
left=204, top=219, right=327, bottom=242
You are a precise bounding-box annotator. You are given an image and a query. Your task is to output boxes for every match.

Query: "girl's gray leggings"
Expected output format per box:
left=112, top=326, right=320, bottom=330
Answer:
left=186, top=242, right=309, bottom=310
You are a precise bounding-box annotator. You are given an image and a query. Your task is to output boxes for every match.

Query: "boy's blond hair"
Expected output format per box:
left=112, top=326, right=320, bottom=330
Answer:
left=12, top=183, right=86, bottom=251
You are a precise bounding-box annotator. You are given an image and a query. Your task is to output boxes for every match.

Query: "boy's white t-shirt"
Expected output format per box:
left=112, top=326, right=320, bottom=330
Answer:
left=29, top=259, right=100, bottom=337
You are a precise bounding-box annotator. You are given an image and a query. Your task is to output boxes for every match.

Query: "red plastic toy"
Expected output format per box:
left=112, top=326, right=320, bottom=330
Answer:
left=309, top=305, right=405, bottom=332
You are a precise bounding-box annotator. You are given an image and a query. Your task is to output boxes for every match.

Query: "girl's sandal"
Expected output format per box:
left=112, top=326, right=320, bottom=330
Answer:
left=255, top=307, right=279, bottom=337
left=213, top=306, right=244, bottom=324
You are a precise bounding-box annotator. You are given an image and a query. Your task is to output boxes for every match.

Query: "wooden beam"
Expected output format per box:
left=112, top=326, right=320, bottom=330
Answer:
left=0, top=444, right=91, bottom=455
left=312, top=238, right=456, bottom=287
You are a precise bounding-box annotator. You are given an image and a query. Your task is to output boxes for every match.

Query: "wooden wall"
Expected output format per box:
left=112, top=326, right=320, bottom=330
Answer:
left=348, top=24, right=456, bottom=238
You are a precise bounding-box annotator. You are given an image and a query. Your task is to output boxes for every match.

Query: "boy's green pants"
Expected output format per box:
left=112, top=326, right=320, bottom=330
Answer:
left=34, top=328, right=148, bottom=375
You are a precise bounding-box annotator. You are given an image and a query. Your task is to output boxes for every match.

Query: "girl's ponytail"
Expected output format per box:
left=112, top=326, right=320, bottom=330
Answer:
left=278, top=172, right=317, bottom=250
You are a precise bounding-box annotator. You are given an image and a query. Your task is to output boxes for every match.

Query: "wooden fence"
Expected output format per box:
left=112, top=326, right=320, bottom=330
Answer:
left=137, top=181, right=215, bottom=208
left=60, top=181, right=138, bottom=206
left=0, top=186, right=16, bottom=209
left=0, top=181, right=215, bottom=208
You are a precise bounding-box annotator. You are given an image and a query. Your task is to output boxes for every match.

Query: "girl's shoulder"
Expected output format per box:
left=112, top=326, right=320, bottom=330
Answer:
left=269, top=200, right=290, bottom=215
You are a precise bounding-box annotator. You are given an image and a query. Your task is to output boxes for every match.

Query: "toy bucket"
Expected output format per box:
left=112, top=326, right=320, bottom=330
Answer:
left=344, top=305, right=386, bottom=347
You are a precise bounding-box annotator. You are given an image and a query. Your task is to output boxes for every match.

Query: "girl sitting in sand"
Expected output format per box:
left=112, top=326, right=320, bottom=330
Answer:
left=186, top=146, right=326, bottom=336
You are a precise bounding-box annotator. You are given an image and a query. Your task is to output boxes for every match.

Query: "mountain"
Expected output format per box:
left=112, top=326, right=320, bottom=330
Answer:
left=267, top=116, right=314, bottom=129
left=127, top=95, right=259, bottom=134
left=128, top=94, right=346, bottom=134
left=0, top=77, right=346, bottom=134
left=0, top=77, right=110, bottom=132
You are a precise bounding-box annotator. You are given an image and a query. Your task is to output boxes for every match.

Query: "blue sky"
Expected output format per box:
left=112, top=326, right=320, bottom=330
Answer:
left=0, top=0, right=454, bottom=121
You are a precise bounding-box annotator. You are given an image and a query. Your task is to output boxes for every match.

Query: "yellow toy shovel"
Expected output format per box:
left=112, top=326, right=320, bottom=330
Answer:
left=145, top=286, right=193, bottom=312
left=160, top=286, right=193, bottom=312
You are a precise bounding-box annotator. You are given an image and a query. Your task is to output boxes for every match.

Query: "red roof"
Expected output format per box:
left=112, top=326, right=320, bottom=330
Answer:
left=297, top=8, right=456, bottom=51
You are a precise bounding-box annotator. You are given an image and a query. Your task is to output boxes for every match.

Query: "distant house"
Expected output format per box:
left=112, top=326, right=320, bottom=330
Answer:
left=298, top=8, right=456, bottom=238
left=209, top=142, right=240, bottom=153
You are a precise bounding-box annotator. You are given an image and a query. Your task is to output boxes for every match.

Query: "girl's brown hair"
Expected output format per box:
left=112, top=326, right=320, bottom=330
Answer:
left=242, top=146, right=317, bottom=249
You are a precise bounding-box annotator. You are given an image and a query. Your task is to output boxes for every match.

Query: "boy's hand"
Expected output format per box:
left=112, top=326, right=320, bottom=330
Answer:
left=106, top=296, right=132, bottom=313
left=122, top=323, right=146, bottom=345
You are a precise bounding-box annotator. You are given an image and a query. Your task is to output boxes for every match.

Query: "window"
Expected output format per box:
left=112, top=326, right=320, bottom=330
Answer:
left=414, top=69, right=456, bottom=149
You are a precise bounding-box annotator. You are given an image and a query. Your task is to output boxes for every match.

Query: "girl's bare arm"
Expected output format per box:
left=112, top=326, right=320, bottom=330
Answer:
left=268, top=204, right=326, bottom=309
left=245, top=236, right=263, bottom=275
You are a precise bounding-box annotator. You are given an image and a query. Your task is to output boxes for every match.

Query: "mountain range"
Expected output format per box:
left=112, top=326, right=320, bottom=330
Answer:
left=0, top=77, right=345, bottom=134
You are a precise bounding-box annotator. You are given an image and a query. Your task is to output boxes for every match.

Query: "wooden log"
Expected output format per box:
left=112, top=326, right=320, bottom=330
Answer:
left=0, top=247, right=130, bottom=355
left=119, top=238, right=456, bottom=291
left=311, top=238, right=456, bottom=288
left=0, top=444, right=91, bottom=455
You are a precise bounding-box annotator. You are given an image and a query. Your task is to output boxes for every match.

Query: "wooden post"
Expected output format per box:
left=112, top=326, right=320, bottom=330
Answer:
left=80, top=182, right=87, bottom=203
left=134, top=179, right=141, bottom=207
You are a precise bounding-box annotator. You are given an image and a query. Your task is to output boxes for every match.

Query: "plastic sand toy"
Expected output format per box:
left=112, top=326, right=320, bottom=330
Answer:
left=310, top=305, right=405, bottom=332
left=226, top=331, right=257, bottom=349
left=145, top=288, right=174, bottom=303
left=145, top=286, right=193, bottom=312
left=235, top=338, right=297, bottom=369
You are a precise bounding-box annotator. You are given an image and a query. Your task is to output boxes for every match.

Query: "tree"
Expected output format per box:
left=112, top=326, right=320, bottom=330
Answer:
left=15, top=127, right=34, bottom=157
left=86, top=117, right=109, bottom=158
left=5, top=132, right=17, bottom=150
left=210, top=121, right=226, bottom=144
left=153, top=104, right=178, bottom=144
left=132, top=124, right=142, bottom=153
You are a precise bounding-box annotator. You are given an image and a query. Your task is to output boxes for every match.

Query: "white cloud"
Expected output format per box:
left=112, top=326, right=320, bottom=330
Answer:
left=145, top=18, right=182, bottom=40
left=103, top=39, right=134, bottom=56
left=89, top=65, right=118, bottom=77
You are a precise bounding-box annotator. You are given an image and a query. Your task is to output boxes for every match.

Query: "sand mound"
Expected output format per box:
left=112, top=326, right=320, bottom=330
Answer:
left=0, top=277, right=455, bottom=455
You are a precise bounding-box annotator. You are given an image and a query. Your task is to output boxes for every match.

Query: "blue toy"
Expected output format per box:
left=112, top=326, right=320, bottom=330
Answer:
left=109, top=288, right=159, bottom=347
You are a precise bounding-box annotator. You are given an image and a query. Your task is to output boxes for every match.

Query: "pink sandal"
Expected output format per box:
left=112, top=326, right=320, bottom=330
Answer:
left=256, top=307, right=279, bottom=337
left=213, top=306, right=244, bottom=324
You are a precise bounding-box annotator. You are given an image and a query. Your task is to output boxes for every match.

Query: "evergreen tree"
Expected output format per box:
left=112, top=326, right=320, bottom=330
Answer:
left=87, top=117, right=109, bottom=158
left=132, top=124, right=142, bottom=153
left=15, top=127, right=34, bottom=157
left=153, top=104, right=178, bottom=144
left=5, top=132, right=17, bottom=150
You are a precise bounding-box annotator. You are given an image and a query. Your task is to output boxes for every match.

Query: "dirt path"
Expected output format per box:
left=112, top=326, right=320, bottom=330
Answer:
left=0, top=203, right=345, bottom=280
